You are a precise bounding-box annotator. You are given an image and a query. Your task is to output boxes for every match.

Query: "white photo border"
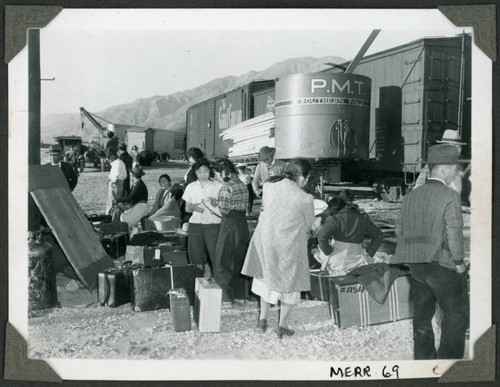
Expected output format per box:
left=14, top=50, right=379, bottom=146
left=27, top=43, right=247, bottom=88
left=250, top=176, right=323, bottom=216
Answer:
left=7, top=8, right=492, bottom=381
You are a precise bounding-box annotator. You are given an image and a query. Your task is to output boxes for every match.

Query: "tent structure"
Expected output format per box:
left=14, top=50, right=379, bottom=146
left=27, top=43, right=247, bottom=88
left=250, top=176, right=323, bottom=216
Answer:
left=28, top=165, right=114, bottom=290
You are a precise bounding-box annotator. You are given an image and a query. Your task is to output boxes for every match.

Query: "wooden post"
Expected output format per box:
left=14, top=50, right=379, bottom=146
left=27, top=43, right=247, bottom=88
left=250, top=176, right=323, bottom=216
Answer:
left=28, top=29, right=41, bottom=231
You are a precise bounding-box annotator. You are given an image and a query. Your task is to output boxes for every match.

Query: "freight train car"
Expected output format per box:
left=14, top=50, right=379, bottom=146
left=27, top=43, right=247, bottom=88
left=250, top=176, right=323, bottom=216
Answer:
left=339, top=34, right=471, bottom=189
left=186, top=80, right=275, bottom=158
left=185, top=35, right=471, bottom=199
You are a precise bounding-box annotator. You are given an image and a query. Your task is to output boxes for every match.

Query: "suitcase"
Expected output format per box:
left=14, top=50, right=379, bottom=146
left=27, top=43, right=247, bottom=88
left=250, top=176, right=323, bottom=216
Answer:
left=193, top=278, right=222, bottom=332
left=309, top=269, right=332, bottom=301
left=130, top=264, right=204, bottom=312
left=145, top=216, right=181, bottom=232
left=101, top=232, right=129, bottom=259
left=126, top=244, right=189, bottom=267
left=87, top=213, right=112, bottom=223
left=130, top=265, right=172, bottom=312
left=169, top=288, right=191, bottom=332
left=157, top=233, right=188, bottom=249
left=145, top=244, right=189, bottom=266
left=168, top=264, right=204, bottom=306
left=94, top=221, right=129, bottom=236
left=128, top=231, right=166, bottom=246
left=98, top=262, right=142, bottom=307
left=328, top=275, right=413, bottom=328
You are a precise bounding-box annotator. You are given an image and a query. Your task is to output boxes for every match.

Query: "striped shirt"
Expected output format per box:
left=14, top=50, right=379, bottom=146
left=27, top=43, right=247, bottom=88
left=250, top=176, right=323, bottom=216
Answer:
left=218, top=178, right=249, bottom=214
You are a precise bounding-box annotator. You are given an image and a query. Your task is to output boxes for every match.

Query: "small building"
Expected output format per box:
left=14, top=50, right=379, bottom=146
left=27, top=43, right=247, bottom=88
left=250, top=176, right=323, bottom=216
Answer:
left=126, top=126, right=185, bottom=160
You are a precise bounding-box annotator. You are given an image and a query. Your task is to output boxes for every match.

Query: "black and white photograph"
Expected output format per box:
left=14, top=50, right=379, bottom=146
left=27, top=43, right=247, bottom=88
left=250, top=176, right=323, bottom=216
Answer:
left=6, top=7, right=493, bottom=381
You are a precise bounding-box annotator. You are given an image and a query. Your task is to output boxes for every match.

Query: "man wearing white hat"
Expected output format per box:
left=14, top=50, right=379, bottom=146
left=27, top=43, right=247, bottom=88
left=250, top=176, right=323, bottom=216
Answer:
left=414, top=129, right=467, bottom=193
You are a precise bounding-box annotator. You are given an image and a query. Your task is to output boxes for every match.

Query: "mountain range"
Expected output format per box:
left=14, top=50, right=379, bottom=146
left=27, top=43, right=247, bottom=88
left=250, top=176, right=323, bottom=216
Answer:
left=41, top=55, right=345, bottom=143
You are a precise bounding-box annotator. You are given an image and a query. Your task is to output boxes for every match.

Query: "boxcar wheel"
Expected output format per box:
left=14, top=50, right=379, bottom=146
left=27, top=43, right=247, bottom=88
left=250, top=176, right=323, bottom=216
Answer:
left=153, top=152, right=160, bottom=162
left=161, top=152, right=171, bottom=162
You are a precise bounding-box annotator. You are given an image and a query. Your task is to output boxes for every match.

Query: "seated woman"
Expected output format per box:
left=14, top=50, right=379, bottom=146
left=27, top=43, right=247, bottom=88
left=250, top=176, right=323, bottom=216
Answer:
left=110, top=166, right=149, bottom=229
left=313, top=196, right=383, bottom=277
left=148, top=174, right=182, bottom=218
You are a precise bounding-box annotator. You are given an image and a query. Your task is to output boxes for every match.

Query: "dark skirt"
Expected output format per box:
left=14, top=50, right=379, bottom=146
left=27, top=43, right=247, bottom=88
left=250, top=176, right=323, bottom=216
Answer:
left=213, top=210, right=250, bottom=301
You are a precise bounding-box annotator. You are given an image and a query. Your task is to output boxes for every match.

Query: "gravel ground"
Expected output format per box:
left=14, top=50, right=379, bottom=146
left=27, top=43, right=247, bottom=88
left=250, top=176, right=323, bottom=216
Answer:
left=28, top=156, right=470, bottom=361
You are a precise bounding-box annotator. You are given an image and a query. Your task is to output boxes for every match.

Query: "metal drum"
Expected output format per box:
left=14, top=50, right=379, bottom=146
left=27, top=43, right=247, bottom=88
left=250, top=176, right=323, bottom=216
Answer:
left=28, top=229, right=59, bottom=311
left=274, top=73, right=371, bottom=160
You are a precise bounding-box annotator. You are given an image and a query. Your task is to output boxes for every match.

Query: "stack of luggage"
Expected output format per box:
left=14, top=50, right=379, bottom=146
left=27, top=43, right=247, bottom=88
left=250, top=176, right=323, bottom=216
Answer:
left=89, top=213, right=223, bottom=333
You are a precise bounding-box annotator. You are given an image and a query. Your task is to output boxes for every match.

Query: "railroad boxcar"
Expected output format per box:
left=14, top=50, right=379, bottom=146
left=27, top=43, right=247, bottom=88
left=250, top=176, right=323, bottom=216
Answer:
left=185, top=35, right=471, bottom=199
left=186, top=80, right=275, bottom=158
left=339, top=34, right=471, bottom=186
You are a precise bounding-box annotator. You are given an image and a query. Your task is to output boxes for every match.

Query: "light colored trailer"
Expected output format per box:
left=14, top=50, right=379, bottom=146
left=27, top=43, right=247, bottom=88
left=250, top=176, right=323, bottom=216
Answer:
left=126, top=127, right=185, bottom=161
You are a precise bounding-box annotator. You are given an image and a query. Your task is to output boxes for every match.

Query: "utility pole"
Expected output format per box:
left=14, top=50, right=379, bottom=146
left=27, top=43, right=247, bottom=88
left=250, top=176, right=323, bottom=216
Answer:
left=28, top=28, right=41, bottom=231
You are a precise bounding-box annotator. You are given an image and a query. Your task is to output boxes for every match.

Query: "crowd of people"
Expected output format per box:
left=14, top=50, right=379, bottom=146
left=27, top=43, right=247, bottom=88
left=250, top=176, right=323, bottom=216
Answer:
left=45, top=132, right=469, bottom=358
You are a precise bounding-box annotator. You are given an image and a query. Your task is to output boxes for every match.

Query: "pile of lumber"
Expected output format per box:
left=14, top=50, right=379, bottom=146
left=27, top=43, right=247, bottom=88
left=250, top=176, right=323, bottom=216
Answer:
left=219, top=112, right=276, bottom=158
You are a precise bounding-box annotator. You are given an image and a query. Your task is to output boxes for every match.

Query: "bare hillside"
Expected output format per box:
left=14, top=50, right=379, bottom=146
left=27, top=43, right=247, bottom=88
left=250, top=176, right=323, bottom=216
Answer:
left=41, top=56, right=345, bottom=143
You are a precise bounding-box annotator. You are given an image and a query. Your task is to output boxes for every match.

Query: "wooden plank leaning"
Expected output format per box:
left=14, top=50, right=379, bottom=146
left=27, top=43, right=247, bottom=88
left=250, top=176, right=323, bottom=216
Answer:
left=28, top=165, right=115, bottom=291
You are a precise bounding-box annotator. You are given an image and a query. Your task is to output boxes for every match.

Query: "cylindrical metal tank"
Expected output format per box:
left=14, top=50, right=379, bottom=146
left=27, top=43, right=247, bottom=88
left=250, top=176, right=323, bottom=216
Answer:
left=274, top=73, right=371, bottom=160
left=28, top=229, right=58, bottom=311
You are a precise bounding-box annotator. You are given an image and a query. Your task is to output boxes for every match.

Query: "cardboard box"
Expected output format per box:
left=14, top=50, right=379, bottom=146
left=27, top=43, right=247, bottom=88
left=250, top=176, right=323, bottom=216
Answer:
left=193, top=278, right=222, bottom=332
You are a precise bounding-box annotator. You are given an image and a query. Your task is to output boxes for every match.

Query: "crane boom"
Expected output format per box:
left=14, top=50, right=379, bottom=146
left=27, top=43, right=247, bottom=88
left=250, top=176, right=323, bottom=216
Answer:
left=79, top=107, right=114, bottom=138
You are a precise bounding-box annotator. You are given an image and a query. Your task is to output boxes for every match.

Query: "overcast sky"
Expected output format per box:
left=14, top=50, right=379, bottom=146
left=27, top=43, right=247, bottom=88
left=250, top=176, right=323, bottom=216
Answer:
left=37, top=9, right=465, bottom=115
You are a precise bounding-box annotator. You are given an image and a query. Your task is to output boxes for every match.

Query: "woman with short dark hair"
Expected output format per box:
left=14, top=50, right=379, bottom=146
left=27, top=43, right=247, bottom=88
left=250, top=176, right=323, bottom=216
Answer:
left=184, top=147, right=205, bottom=185
left=180, top=147, right=205, bottom=227
left=314, top=195, right=383, bottom=276
left=241, top=158, right=315, bottom=338
left=148, top=174, right=182, bottom=219
left=181, top=158, right=222, bottom=272
left=110, top=166, right=149, bottom=230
